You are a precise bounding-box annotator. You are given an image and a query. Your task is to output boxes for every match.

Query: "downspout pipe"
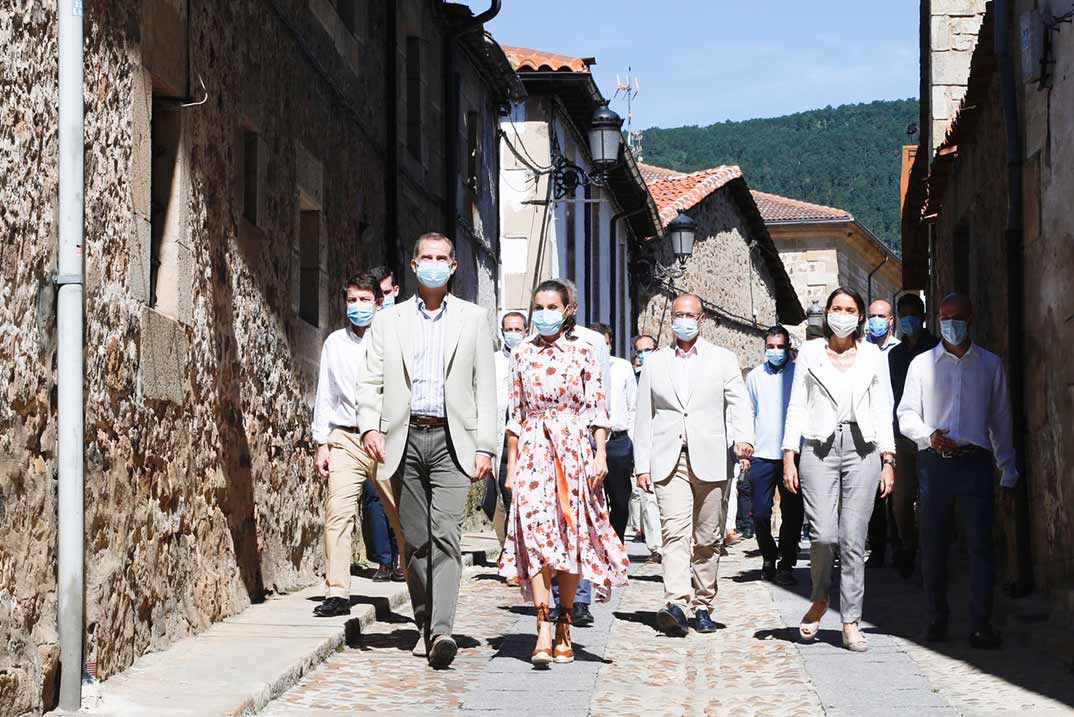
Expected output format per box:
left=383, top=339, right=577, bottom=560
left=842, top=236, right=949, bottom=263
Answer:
left=610, top=205, right=648, bottom=354
left=442, top=1, right=501, bottom=241
left=385, top=0, right=399, bottom=277
left=867, top=255, right=888, bottom=305
left=56, top=0, right=86, bottom=709
left=995, top=0, right=1033, bottom=594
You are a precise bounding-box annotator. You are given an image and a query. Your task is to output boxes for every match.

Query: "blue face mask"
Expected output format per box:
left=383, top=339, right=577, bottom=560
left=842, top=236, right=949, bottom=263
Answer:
left=382, top=294, right=395, bottom=308
left=940, top=319, right=969, bottom=346
left=347, top=301, right=376, bottom=327
left=415, top=260, right=452, bottom=288
left=899, top=315, right=922, bottom=337
left=503, top=330, right=525, bottom=349
left=636, top=349, right=652, bottom=366
left=765, top=348, right=788, bottom=367
left=671, top=318, right=699, bottom=342
left=867, top=316, right=890, bottom=339
left=532, top=309, right=564, bottom=337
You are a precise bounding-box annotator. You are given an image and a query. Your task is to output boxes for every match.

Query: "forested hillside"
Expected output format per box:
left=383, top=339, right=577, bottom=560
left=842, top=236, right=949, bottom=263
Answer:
left=641, top=99, right=919, bottom=252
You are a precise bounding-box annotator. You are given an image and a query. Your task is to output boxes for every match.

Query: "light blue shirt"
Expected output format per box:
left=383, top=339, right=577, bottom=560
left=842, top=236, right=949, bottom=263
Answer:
left=411, top=296, right=448, bottom=418
left=746, top=360, right=796, bottom=461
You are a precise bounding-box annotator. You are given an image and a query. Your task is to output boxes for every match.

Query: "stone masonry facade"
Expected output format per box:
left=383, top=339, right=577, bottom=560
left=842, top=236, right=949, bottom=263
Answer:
left=928, top=0, right=988, bottom=150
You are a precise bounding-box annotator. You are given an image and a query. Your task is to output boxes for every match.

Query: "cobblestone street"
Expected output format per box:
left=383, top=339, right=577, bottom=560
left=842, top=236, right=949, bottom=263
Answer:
left=262, top=536, right=1074, bottom=716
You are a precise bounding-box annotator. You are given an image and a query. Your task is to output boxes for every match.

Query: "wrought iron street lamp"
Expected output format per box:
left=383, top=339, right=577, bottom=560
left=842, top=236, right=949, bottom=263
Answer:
left=650, top=210, right=698, bottom=280
left=550, top=103, right=624, bottom=199
left=806, top=299, right=825, bottom=339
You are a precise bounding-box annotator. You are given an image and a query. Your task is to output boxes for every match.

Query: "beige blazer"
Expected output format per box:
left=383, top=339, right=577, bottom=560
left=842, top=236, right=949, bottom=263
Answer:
left=356, top=296, right=498, bottom=478
left=633, top=338, right=753, bottom=483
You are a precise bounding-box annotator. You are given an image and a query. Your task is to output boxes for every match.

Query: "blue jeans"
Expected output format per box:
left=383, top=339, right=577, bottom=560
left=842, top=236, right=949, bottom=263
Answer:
left=552, top=577, right=592, bottom=606
left=918, top=449, right=995, bottom=630
left=748, top=457, right=803, bottom=568
left=363, top=479, right=398, bottom=567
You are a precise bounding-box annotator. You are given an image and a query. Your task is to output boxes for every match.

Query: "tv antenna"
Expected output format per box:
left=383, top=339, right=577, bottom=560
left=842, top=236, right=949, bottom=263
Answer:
left=614, top=67, right=643, bottom=162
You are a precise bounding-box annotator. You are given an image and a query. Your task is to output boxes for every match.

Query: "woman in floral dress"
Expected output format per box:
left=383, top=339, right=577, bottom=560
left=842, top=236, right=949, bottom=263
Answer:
left=498, top=279, right=630, bottom=667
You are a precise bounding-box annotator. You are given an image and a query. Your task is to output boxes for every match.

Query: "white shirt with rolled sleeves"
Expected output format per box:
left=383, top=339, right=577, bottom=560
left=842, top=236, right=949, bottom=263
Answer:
left=896, top=342, right=1019, bottom=487
left=311, top=328, right=368, bottom=444
left=607, top=356, right=637, bottom=436
left=571, top=324, right=612, bottom=397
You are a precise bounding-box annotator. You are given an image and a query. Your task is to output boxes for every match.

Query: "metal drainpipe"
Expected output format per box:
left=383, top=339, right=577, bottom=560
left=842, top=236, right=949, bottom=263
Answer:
left=56, top=0, right=86, bottom=709
left=610, top=205, right=648, bottom=351
left=995, top=0, right=1033, bottom=594
left=442, top=0, right=500, bottom=242
left=384, top=0, right=399, bottom=277
left=867, top=255, right=887, bottom=305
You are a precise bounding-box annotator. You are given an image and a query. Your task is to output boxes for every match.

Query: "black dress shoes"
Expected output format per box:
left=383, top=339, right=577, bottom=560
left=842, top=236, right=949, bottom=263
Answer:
left=761, top=560, right=777, bottom=581
left=970, top=625, right=1003, bottom=650
left=313, top=597, right=351, bottom=617
left=572, top=603, right=595, bottom=627
left=773, top=568, right=797, bottom=587
left=657, top=605, right=689, bottom=637
left=924, top=619, right=948, bottom=642
left=694, top=609, right=718, bottom=633
left=428, top=635, right=458, bottom=669
left=371, top=565, right=392, bottom=582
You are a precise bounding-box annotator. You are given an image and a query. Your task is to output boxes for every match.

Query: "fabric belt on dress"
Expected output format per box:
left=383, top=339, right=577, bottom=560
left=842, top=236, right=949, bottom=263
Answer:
left=926, top=445, right=991, bottom=460
left=410, top=415, right=447, bottom=428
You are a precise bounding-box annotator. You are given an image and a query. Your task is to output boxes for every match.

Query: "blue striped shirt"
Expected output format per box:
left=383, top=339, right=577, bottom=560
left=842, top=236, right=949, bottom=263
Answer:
left=411, top=296, right=449, bottom=417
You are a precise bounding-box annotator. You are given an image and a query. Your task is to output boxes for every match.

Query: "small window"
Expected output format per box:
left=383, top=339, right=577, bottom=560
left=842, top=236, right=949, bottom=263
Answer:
left=242, top=129, right=259, bottom=225
left=299, top=210, right=320, bottom=326
left=406, top=36, right=422, bottom=159
left=150, top=98, right=181, bottom=316
left=465, top=110, right=480, bottom=194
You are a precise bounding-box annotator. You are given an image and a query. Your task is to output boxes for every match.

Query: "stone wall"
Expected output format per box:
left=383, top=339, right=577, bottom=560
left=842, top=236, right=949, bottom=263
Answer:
left=928, top=0, right=988, bottom=149
left=0, top=1, right=395, bottom=712
left=636, top=187, right=780, bottom=368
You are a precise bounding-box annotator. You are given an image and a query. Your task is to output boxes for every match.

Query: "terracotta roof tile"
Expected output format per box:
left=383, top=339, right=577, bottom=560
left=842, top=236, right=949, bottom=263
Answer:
left=501, top=45, right=591, bottom=73
left=638, top=163, right=744, bottom=226
left=750, top=190, right=852, bottom=223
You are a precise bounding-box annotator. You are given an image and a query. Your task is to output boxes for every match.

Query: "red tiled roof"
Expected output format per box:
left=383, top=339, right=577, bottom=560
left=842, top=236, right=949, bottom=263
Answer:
left=750, top=190, right=852, bottom=223
left=501, top=45, right=591, bottom=73
left=638, top=163, right=744, bottom=226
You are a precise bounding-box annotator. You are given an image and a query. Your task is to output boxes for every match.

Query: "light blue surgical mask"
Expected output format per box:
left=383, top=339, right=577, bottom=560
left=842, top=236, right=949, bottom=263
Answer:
left=899, top=315, right=922, bottom=337
left=415, top=260, right=452, bottom=288
left=671, top=318, right=699, bottom=342
left=867, top=316, right=890, bottom=339
left=347, top=301, right=376, bottom=327
left=765, top=348, right=787, bottom=367
left=636, top=349, right=652, bottom=365
left=532, top=309, right=564, bottom=337
left=940, top=319, right=969, bottom=346
left=382, top=294, right=395, bottom=308
left=503, top=330, right=525, bottom=349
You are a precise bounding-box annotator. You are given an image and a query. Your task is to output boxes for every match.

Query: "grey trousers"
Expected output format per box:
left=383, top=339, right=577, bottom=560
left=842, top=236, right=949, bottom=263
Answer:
left=800, top=423, right=881, bottom=624
left=392, top=425, right=471, bottom=640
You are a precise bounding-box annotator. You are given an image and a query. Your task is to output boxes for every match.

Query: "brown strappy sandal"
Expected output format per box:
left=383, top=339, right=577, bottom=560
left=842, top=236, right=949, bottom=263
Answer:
left=553, top=609, right=574, bottom=664
left=531, top=605, right=553, bottom=668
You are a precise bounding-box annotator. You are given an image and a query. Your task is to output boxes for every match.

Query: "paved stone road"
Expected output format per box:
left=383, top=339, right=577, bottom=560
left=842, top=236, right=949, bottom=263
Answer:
left=263, top=535, right=1074, bottom=716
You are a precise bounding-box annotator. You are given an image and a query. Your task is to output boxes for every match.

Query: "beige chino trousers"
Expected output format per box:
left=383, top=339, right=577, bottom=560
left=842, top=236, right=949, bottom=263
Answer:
left=654, top=451, right=729, bottom=613
left=324, top=428, right=406, bottom=599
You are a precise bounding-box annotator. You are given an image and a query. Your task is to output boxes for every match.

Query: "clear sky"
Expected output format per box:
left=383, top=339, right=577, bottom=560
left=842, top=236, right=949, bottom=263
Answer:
left=486, top=0, right=919, bottom=129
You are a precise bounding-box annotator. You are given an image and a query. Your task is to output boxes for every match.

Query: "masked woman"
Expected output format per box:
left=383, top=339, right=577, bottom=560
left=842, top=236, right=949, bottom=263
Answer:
left=498, top=279, right=629, bottom=668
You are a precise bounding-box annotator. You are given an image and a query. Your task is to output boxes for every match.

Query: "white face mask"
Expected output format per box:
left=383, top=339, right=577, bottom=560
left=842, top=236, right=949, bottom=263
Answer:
left=827, top=312, right=860, bottom=338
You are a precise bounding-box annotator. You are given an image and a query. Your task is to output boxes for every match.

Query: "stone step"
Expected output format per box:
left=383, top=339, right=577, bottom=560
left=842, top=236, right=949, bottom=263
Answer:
left=48, top=533, right=501, bottom=717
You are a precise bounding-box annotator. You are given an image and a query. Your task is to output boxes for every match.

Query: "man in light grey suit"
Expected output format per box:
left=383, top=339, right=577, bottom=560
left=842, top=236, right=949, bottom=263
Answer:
left=358, top=232, right=497, bottom=669
left=635, top=294, right=754, bottom=637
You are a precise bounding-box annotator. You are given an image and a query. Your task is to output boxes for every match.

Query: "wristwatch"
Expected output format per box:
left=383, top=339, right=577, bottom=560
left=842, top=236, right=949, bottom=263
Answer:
left=882, top=456, right=896, bottom=467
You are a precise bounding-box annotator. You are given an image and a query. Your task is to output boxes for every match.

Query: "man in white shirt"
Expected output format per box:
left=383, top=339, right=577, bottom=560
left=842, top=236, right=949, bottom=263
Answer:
left=897, top=293, right=1017, bottom=650
left=592, top=323, right=637, bottom=542
left=311, top=273, right=397, bottom=617
left=635, top=294, right=754, bottom=636
left=865, top=299, right=900, bottom=568
left=629, top=335, right=662, bottom=559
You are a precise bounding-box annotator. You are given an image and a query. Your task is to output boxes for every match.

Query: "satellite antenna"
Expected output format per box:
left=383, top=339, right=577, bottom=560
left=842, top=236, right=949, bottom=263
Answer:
left=614, top=67, right=643, bottom=162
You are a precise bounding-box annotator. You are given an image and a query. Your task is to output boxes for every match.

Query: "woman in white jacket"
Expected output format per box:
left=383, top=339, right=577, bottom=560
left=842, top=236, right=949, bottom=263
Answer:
left=782, top=287, right=895, bottom=652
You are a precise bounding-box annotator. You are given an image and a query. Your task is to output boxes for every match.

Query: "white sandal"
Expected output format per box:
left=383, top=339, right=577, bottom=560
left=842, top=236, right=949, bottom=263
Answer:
left=798, top=601, right=827, bottom=642
left=842, top=622, right=868, bottom=652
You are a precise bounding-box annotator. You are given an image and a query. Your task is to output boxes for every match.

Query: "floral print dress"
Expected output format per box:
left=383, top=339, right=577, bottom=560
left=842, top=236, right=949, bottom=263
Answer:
left=497, top=334, right=630, bottom=602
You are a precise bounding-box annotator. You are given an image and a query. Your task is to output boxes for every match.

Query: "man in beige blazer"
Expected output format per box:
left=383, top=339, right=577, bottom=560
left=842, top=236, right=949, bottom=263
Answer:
left=358, top=233, right=497, bottom=669
left=634, top=294, right=754, bottom=637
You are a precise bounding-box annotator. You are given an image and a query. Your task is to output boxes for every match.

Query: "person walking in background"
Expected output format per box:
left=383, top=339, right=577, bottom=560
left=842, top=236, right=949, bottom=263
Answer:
left=592, top=323, right=637, bottom=543
left=725, top=367, right=755, bottom=548
left=370, top=264, right=401, bottom=308
left=312, top=273, right=402, bottom=617
left=783, top=287, right=895, bottom=652
left=887, top=293, right=940, bottom=579
left=632, top=333, right=656, bottom=377
left=498, top=280, right=629, bottom=668
left=897, top=293, right=1017, bottom=650
left=865, top=299, right=900, bottom=569
left=634, top=294, right=754, bottom=637
left=745, top=325, right=803, bottom=586
left=484, top=312, right=528, bottom=589
left=629, top=334, right=662, bottom=562
left=358, top=233, right=497, bottom=669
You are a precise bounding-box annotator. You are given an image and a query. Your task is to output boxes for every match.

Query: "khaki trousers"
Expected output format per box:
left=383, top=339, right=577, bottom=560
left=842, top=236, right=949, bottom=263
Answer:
left=324, top=428, right=405, bottom=599
left=654, top=451, right=729, bottom=612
